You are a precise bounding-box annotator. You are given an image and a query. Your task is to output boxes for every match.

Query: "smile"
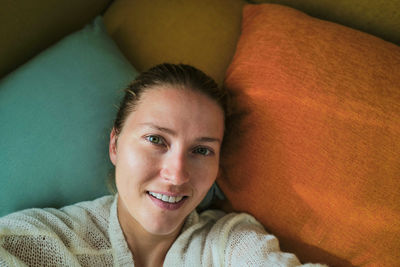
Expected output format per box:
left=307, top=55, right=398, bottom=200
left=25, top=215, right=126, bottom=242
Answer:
left=148, top=191, right=185, bottom=203
left=147, top=191, right=188, bottom=211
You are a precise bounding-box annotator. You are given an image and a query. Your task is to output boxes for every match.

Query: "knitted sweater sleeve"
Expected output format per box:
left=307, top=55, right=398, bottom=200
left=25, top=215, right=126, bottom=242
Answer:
left=165, top=210, right=327, bottom=266
left=0, top=196, right=114, bottom=267
left=216, top=212, right=325, bottom=266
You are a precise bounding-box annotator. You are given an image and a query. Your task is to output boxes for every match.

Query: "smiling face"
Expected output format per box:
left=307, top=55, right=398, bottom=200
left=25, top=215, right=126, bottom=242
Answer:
left=109, top=86, right=224, bottom=236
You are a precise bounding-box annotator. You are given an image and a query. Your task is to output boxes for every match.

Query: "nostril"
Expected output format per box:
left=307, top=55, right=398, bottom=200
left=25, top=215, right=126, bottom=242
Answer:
left=160, top=166, right=189, bottom=184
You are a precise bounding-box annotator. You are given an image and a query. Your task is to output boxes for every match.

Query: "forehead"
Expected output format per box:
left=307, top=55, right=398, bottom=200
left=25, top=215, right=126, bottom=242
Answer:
left=122, top=86, right=224, bottom=137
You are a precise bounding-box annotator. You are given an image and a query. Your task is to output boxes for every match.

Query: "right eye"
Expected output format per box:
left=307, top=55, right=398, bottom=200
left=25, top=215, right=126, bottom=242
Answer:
left=145, top=135, right=165, bottom=146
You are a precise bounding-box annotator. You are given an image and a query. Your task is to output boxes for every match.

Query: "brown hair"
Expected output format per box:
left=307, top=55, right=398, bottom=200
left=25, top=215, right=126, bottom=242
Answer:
left=113, top=63, right=231, bottom=136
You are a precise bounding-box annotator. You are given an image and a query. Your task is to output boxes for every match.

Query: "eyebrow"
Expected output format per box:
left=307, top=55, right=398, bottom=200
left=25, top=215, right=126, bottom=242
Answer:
left=138, top=122, right=221, bottom=144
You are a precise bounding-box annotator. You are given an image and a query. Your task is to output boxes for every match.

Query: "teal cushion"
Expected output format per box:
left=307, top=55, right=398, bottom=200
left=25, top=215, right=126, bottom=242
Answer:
left=0, top=17, right=138, bottom=216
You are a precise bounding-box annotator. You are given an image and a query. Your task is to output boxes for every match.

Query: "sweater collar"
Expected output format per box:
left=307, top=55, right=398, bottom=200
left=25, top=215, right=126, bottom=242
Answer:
left=108, top=194, right=136, bottom=266
left=108, top=194, right=200, bottom=266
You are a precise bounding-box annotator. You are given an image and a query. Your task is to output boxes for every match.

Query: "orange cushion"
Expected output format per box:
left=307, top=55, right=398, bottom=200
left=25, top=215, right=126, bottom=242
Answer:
left=217, top=4, right=400, bottom=266
left=250, top=0, right=400, bottom=46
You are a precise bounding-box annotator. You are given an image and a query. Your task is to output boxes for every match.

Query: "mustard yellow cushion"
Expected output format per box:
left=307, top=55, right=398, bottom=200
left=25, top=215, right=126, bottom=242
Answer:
left=217, top=4, right=400, bottom=266
left=0, top=0, right=112, bottom=78
left=103, top=0, right=245, bottom=85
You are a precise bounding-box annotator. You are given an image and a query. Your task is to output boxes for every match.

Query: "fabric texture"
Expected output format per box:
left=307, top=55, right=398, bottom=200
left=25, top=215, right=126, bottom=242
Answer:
left=0, top=17, right=138, bottom=217
left=103, top=0, right=245, bottom=85
left=0, top=195, right=326, bottom=266
left=217, top=4, right=400, bottom=267
left=197, top=183, right=225, bottom=211
left=248, top=0, right=400, bottom=46
left=0, top=0, right=113, bottom=78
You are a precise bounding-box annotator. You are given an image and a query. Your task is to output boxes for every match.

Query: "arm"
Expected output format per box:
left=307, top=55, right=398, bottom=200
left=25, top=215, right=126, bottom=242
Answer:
left=214, top=212, right=327, bottom=267
left=0, top=203, right=107, bottom=267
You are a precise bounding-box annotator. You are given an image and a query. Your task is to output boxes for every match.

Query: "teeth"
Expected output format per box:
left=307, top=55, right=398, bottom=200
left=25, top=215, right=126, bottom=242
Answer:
left=148, top=192, right=184, bottom=203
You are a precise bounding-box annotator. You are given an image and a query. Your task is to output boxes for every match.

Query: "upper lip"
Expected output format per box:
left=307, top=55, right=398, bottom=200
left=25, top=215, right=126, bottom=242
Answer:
left=147, top=190, right=188, bottom=197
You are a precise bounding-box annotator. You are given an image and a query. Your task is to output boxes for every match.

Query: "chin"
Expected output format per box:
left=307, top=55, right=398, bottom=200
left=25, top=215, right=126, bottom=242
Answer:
left=143, top=205, right=197, bottom=236
left=142, top=217, right=185, bottom=236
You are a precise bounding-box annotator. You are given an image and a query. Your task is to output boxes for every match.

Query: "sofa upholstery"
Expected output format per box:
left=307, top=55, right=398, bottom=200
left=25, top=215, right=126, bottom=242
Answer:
left=218, top=4, right=400, bottom=266
left=1, top=0, right=399, bottom=266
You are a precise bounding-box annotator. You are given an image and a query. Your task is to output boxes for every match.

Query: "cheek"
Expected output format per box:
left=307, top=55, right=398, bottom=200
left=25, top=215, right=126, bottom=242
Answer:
left=115, top=143, right=158, bottom=188
left=191, top=159, right=219, bottom=195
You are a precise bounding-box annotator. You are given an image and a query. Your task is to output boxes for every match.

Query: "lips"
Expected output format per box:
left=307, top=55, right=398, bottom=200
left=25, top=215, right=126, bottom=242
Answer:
left=146, top=191, right=188, bottom=210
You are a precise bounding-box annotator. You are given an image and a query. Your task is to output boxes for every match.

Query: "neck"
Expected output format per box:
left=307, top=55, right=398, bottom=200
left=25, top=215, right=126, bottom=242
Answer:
left=117, top=196, right=183, bottom=267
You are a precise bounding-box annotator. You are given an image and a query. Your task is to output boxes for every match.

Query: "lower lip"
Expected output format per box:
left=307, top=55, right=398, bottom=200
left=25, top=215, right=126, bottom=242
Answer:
left=147, top=193, right=187, bottom=211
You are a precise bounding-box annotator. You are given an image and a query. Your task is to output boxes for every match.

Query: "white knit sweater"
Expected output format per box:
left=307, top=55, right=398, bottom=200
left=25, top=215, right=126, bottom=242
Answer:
left=0, top=195, right=325, bottom=266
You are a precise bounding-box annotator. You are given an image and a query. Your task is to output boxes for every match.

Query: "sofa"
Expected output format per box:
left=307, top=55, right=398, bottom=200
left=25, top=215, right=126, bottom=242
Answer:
left=1, top=0, right=399, bottom=266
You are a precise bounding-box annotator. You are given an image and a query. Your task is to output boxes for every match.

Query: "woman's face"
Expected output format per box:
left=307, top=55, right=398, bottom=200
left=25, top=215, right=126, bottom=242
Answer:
left=109, top=86, right=224, bottom=236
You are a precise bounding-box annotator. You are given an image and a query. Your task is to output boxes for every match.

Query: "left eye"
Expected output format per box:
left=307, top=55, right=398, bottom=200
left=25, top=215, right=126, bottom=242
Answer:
left=146, top=135, right=164, bottom=145
left=193, top=147, right=212, bottom=156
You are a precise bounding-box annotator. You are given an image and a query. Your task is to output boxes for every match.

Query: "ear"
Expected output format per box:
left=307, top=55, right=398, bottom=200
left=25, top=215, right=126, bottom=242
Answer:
left=109, top=128, right=118, bottom=166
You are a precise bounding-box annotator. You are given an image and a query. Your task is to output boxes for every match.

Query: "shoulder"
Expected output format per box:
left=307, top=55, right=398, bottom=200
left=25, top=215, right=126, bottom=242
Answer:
left=189, top=210, right=266, bottom=240
left=0, top=195, right=115, bottom=266
left=0, top=195, right=114, bottom=235
left=0, top=195, right=115, bottom=253
left=166, top=210, right=266, bottom=265
left=61, top=194, right=115, bottom=224
left=211, top=212, right=299, bottom=265
left=168, top=210, right=311, bottom=266
left=206, top=212, right=326, bottom=266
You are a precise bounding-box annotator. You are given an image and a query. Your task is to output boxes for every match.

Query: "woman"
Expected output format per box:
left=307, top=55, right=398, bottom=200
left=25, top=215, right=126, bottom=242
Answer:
left=0, top=64, right=324, bottom=266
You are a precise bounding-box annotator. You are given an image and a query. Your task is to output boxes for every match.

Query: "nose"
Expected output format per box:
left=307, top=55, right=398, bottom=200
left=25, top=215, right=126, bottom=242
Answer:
left=160, top=149, right=190, bottom=185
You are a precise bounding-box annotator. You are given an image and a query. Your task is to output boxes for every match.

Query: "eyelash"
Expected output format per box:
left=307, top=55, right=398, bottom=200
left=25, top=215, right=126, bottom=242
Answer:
left=145, top=135, right=166, bottom=146
left=193, top=146, right=214, bottom=156
left=144, top=135, right=214, bottom=156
